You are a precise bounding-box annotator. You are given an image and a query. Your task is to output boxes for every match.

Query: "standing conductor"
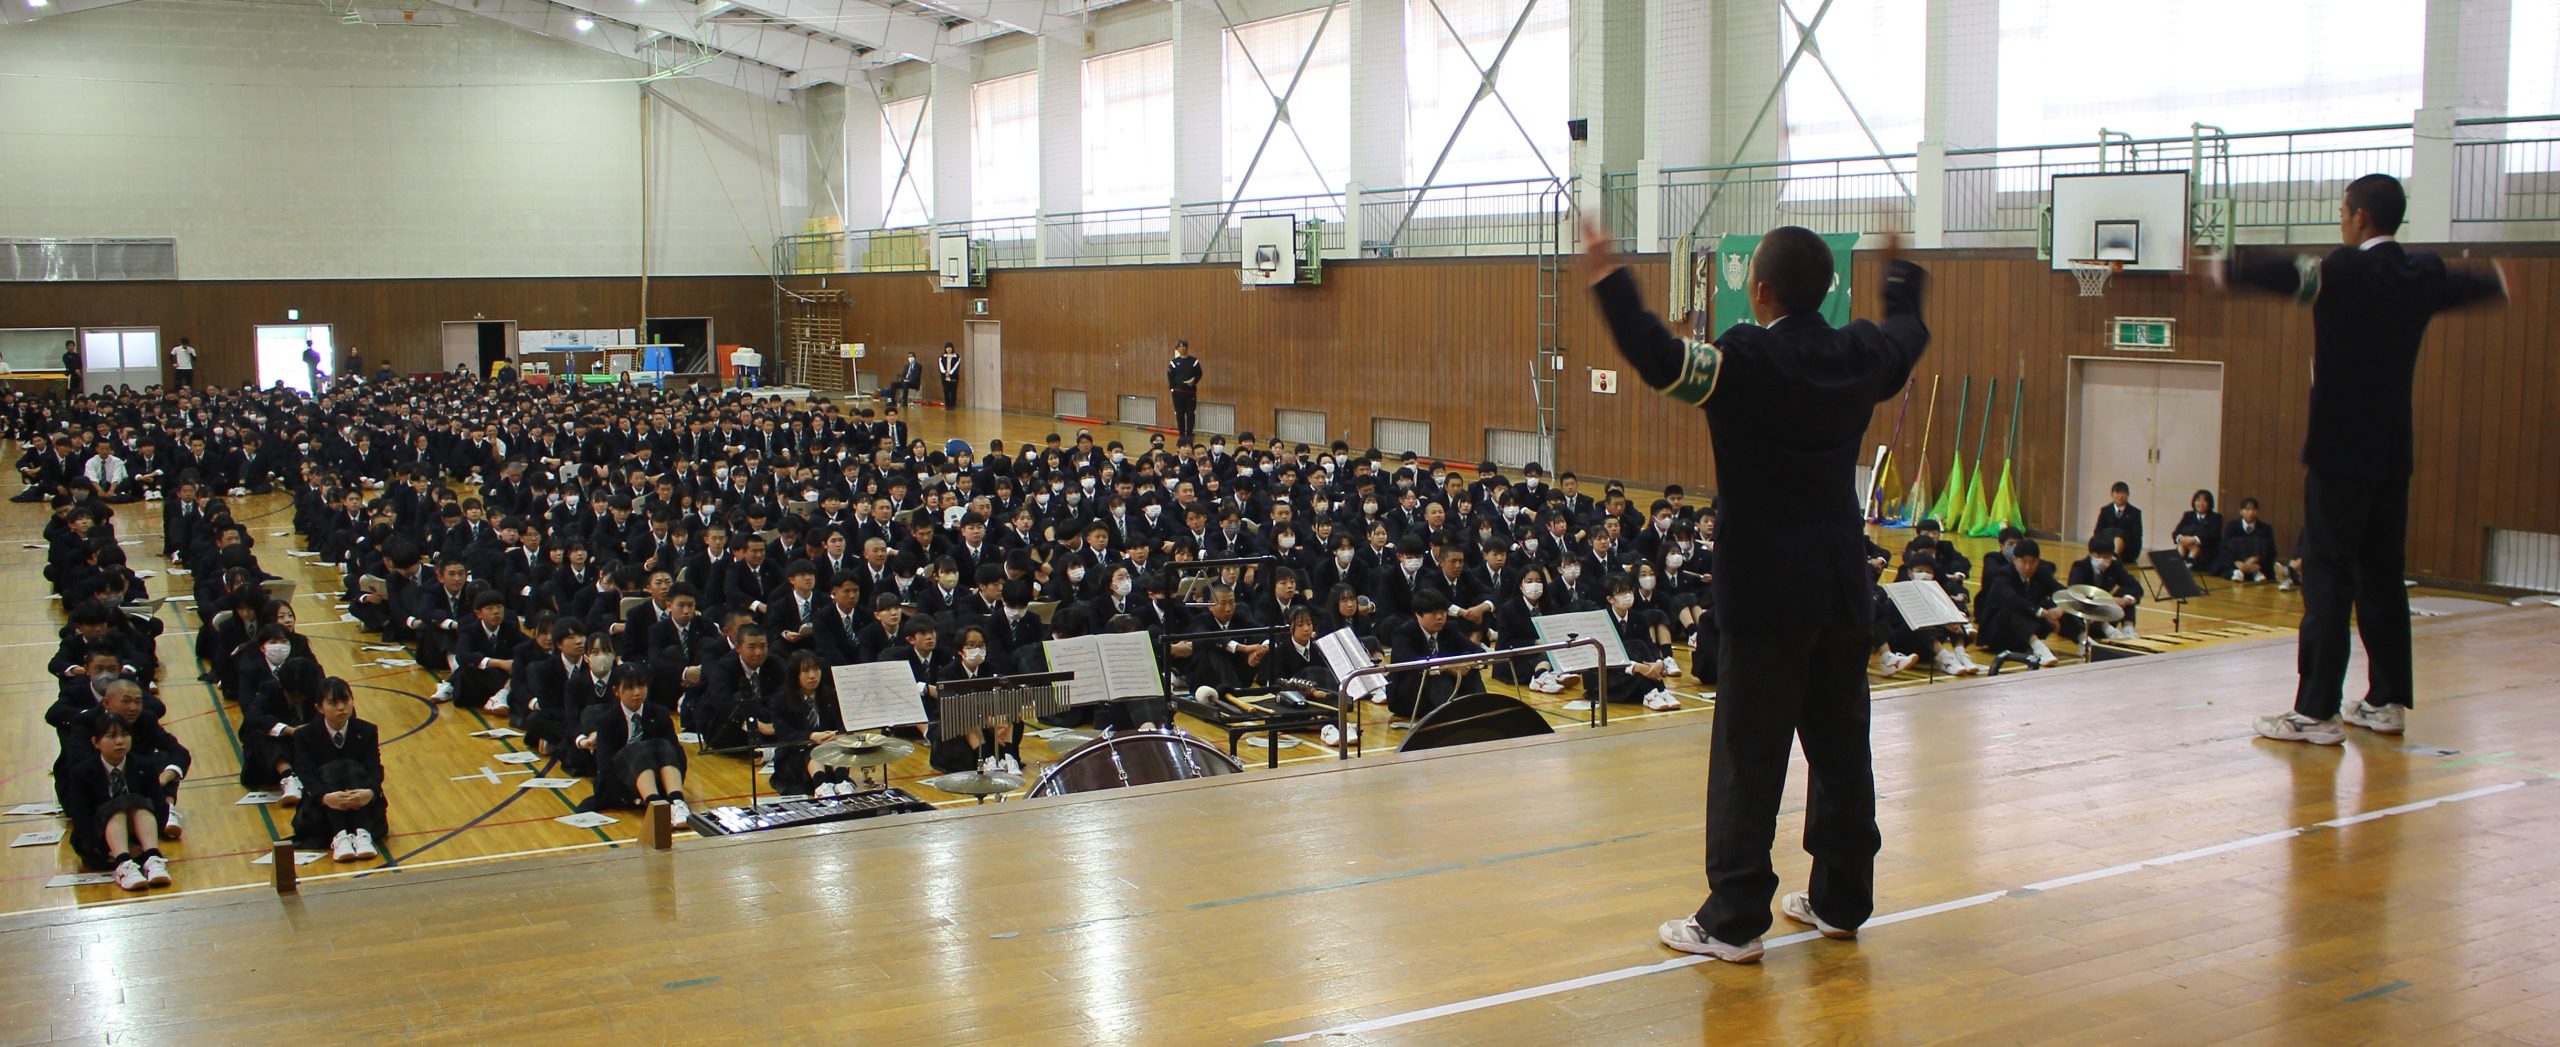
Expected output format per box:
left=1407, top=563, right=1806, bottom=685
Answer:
left=2221, top=174, right=2507, bottom=746
left=1167, top=340, right=1201, bottom=445
left=1584, top=223, right=1928, bottom=962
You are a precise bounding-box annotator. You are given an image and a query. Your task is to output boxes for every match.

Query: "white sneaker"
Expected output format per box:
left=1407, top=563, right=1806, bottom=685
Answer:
left=1642, top=692, right=1680, bottom=711
left=279, top=775, right=304, bottom=807
left=482, top=691, right=508, bottom=713
left=331, top=831, right=359, bottom=862
left=2254, top=711, right=2346, bottom=746
left=1529, top=671, right=1563, bottom=694
left=1320, top=724, right=1342, bottom=746
left=142, top=854, right=171, bottom=887
left=998, top=755, right=1021, bottom=776
left=351, top=829, right=378, bottom=860
left=2344, top=701, right=2407, bottom=735
left=2251, top=571, right=2268, bottom=583
left=430, top=682, right=455, bottom=704
left=668, top=799, right=690, bottom=825
left=815, top=782, right=839, bottom=798
left=2029, top=638, right=2059, bottom=667
left=1934, top=648, right=1982, bottom=676
left=114, top=859, right=148, bottom=891
left=2231, top=569, right=2247, bottom=582
left=1781, top=890, right=1856, bottom=940
left=1656, top=917, right=1762, bottom=962
left=2116, top=624, right=2139, bottom=641
left=1661, top=657, right=1682, bottom=678
left=160, top=806, right=182, bottom=839
left=2277, top=576, right=2294, bottom=592
left=1877, top=651, right=1916, bottom=675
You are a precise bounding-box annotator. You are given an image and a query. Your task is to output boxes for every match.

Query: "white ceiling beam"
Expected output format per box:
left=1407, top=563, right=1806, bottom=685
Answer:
left=419, top=0, right=793, bottom=100
left=902, top=0, right=1052, bottom=36
left=717, top=0, right=951, bottom=65
left=501, top=0, right=871, bottom=83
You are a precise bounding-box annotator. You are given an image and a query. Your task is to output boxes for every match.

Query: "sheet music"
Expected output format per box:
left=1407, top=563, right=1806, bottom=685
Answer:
left=831, top=662, right=925, bottom=733
left=1096, top=631, right=1164, bottom=699
left=1532, top=610, right=1631, bottom=674
left=359, top=575, right=388, bottom=597
left=1880, top=581, right=1968, bottom=629
left=1040, top=635, right=1113, bottom=706
left=1315, top=627, right=1387, bottom=702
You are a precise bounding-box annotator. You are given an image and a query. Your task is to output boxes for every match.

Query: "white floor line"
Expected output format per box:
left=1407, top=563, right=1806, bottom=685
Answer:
left=1269, top=779, right=2531, bottom=1043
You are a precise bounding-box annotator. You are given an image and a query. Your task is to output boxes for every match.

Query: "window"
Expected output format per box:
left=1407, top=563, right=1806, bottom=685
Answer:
left=1085, top=43, right=1175, bottom=213
left=1779, top=1, right=1923, bottom=164
left=972, top=72, right=1041, bottom=221
left=1997, top=2, right=2423, bottom=146
left=1224, top=9, right=1350, bottom=201
left=881, top=96, right=933, bottom=228
left=1403, top=0, right=1568, bottom=187
left=2517, top=0, right=2559, bottom=119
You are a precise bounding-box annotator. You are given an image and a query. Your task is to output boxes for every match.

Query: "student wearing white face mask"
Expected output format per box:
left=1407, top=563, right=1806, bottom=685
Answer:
left=240, top=656, right=326, bottom=803
left=2066, top=536, right=2144, bottom=641
left=935, top=624, right=1022, bottom=775
left=1494, top=566, right=1568, bottom=694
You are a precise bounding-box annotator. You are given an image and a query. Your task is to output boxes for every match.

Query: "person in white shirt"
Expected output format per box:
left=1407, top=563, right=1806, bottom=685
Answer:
left=170, top=337, right=198, bottom=388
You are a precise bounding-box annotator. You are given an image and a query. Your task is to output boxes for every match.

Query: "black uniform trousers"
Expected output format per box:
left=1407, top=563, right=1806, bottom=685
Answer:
left=1171, top=390, right=1197, bottom=444
left=1696, top=621, right=1879, bottom=945
left=2293, top=468, right=2413, bottom=719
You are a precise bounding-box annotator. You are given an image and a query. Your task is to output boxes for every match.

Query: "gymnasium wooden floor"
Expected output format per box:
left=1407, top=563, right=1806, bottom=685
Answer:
left=3, top=594, right=2554, bottom=1044
left=0, top=404, right=2360, bottom=919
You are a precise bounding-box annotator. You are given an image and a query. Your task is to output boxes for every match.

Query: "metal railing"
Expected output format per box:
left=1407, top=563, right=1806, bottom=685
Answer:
left=1178, top=190, right=1350, bottom=264
left=1360, top=177, right=1566, bottom=256
left=1330, top=634, right=1610, bottom=760
left=1602, top=171, right=1639, bottom=252
left=2453, top=114, right=2560, bottom=233
left=1041, top=203, right=1172, bottom=266
left=1661, top=154, right=1918, bottom=240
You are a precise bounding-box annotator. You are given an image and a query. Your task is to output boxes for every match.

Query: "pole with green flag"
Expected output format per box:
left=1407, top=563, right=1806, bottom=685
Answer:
left=1901, top=374, right=1941, bottom=528
left=1928, top=376, right=1970, bottom=526
left=1957, top=379, right=1997, bottom=533
left=1975, top=374, right=2028, bottom=536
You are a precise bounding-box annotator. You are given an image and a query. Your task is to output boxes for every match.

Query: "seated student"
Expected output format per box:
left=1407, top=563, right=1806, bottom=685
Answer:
left=450, top=591, right=519, bottom=714
left=47, top=648, right=161, bottom=748
left=577, top=664, right=690, bottom=822
left=558, top=630, right=618, bottom=777
left=1593, top=574, right=1680, bottom=711
left=936, top=624, right=1023, bottom=775
left=763, top=559, right=824, bottom=657
left=50, top=600, right=148, bottom=684
left=506, top=610, right=559, bottom=723
left=290, top=677, right=390, bottom=862
left=2216, top=496, right=2283, bottom=585
left=1314, top=582, right=1380, bottom=644
left=1385, top=591, right=1485, bottom=720
left=407, top=559, right=476, bottom=697
left=983, top=579, right=1049, bottom=672
left=644, top=584, right=720, bottom=712
left=1170, top=583, right=1267, bottom=700
left=2171, top=490, right=2223, bottom=572
left=1975, top=537, right=2068, bottom=669
left=2066, top=536, right=2144, bottom=640
left=241, top=656, right=326, bottom=804
left=1492, top=565, right=1571, bottom=694
left=699, top=623, right=783, bottom=752
left=756, top=650, right=853, bottom=797
left=887, top=617, right=971, bottom=769
left=2092, top=481, right=2143, bottom=558
left=1979, top=526, right=2025, bottom=580
left=59, top=713, right=173, bottom=891
left=519, top=619, right=582, bottom=757
left=61, top=679, right=192, bottom=840
left=1875, top=549, right=1986, bottom=677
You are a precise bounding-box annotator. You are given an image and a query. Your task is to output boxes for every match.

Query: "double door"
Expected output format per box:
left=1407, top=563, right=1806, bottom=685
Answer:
left=2066, top=358, right=2222, bottom=556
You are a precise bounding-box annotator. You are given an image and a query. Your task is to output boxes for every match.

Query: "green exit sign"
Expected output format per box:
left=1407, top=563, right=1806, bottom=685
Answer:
left=2111, top=316, right=2174, bottom=352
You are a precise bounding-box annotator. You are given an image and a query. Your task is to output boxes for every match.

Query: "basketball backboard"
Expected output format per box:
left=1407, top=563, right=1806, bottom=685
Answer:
left=2049, top=171, right=2190, bottom=274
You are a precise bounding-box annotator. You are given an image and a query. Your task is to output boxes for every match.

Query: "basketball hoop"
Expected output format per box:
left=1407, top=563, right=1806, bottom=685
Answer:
left=2069, top=258, right=2123, bottom=298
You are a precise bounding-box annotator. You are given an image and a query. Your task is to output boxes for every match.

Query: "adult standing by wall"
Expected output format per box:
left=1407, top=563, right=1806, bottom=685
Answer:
left=169, top=337, right=198, bottom=388
left=2219, top=174, right=2508, bottom=746
left=1167, top=339, right=1201, bottom=445
left=1583, top=221, right=1929, bottom=963
left=302, top=340, right=324, bottom=393
left=938, top=342, right=960, bottom=411
left=62, top=338, right=82, bottom=397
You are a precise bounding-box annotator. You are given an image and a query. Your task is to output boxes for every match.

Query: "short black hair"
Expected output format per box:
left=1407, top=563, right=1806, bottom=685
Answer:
left=2012, top=538, right=2042, bottom=559
left=1751, top=225, right=1834, bottom=317
left=2345, top=173, right=2406, bottom=234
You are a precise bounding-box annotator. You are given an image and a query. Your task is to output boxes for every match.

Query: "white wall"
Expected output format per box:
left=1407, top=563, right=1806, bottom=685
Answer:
left=0, top=0, right=806, bottom=278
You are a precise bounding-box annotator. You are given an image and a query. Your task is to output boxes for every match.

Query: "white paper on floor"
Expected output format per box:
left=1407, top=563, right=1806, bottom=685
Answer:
left=372, top=658, right=417, bottom=668
left=235, top=791, right=281, bottom=806
left=494, top=751, right=541, bottom=765
left=11, top=830, right=64, bottom=847
left=7, top=802, right=64, bottom=816
left=364, top=644, right=406, bottom=653
left=518, top=777, right=580, bottom=789
left=118, top=539, right=140, bottom=546
left=46, top=873, right=116, bottom=888
left=250, top=851, right=323, bottom=866
left=554, top=812, right=617, bottom=829
left=468, top=727, right=525, bottom=739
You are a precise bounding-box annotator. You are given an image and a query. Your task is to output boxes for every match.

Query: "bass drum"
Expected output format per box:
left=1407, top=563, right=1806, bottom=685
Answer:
left=1027, top=729, right=1245, bottom=798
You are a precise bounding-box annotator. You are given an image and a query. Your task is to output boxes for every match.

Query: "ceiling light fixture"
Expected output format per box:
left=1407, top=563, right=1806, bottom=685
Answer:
left=573, top=15, right=594, bottom=29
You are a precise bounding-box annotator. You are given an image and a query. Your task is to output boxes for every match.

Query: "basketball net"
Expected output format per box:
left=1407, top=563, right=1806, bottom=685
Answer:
left=2069, top=259, right=2120, bottom=298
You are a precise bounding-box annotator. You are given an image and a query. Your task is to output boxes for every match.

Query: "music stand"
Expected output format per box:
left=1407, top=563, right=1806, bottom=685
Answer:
left=2143, top=549, right=2209, bottom=633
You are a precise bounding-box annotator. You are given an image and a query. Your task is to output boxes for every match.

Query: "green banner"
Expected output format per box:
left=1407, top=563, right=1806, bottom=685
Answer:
left=1712, top=232, right=1858, bottom=333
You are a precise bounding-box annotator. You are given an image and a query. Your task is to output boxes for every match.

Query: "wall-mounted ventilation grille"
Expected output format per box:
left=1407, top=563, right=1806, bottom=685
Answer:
left=1, top=238, right=178, bottom=281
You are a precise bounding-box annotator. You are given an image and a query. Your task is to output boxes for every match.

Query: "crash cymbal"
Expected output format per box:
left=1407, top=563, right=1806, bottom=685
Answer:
left=810, top=736, right=916, bottom=769
left=926, top=770, right=1024, bottom=796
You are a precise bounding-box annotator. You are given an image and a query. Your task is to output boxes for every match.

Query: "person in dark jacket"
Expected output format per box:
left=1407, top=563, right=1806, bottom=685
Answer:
left=2216, top=174, right=2506, bottom=745
left=290, top=677, right=390, bottom=861
left=1586, top=221, right=1926, bottom=962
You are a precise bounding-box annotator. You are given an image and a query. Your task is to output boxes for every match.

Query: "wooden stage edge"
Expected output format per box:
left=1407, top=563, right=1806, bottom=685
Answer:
left=8, top=608, right=2560, bottom=1046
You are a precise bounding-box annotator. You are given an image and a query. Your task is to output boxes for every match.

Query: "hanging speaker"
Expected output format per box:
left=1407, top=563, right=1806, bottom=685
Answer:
left=1566, top=118, right=1589, bottom=142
